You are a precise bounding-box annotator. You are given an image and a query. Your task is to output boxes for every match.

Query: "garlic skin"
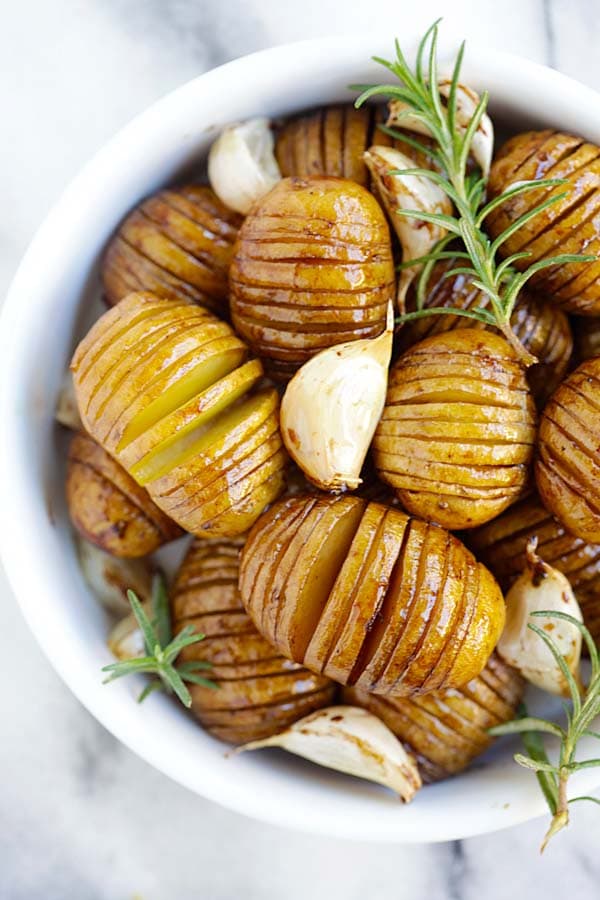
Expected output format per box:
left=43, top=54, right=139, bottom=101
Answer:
left=497, top=539, right=583, bottom=698
left=208, top=118, right=281, bottom=215
left=55, top=370, right=82, bottom=430
left=237, top=705, right=422, bottom=801
left=76, top=537, right=154, bottom=617
left=387, top=79, right=494, bottom=178
left=280, top=303, right=394, bottom=491
left=364, top=146, right=452, bottom=310
left=107, top=611, right=146, bottom=660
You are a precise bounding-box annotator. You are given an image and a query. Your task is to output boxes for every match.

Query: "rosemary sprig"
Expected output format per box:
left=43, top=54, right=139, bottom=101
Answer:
left=354, top=21, right=594, bottom=365
left=490, top=611, right=600, bottom=851
left=102, top=575, right=215, bottom=707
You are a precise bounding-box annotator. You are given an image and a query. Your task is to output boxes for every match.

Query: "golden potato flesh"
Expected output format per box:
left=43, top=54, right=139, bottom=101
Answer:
left=102, top=184, right=242, bottom=314
left=373, top=329, right=537, bottom=530
left=71, top=292, right=287, bottom=538
left=536, top=357, right=600, bottom=543
left=239, top=495, right=505, bottom=699
left=66, top=431, right=181, bottom=557
left=487, top=131, right=600, bottom=314
left=344, top=653, right=524, bottom=783
left=172, top=538, right=335, bottom=744
left=229, top=175, right=395, bottom=380
left=399, top=259, right=573, bottom=407
left=468, top=492, right=600, bottom=644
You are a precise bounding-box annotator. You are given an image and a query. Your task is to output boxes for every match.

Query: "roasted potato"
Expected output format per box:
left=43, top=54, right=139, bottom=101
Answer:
left=487, top=131, right=600, bottom=314
left=102, top=184, right=242, bottom=314
left=239, top=495, right=505, bottom=698
left=229, top=175, right=395, bottom=380
left=399, top=259, right=573, bottom=406
left=66, top=432, right=181, bottom=557
left=172, top=538, right=335, bottom=744
left=71, top=292, right=287, bottom=538
left=468, top=491, right=600, bottom=644
left=536, top=356, right=600, bottom=543
left=344, top=653, right=524, bottom=783
left=373, top=329, right=537, bottom=530
left=573, top=315, right=600, bottom=363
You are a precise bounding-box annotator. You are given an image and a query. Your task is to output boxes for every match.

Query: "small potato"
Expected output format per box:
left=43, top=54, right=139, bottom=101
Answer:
left=102, top=184, right=242, bottom=315
left=66, top=432, right=181, bottom=557
left=172, top=538, right=335, bottom=744
left=344, top=653, right=524, bottom=783
left=239, top=495, right=505, bottom=699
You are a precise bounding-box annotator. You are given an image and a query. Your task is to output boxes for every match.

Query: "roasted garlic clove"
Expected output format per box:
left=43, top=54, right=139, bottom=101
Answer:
left=208, top=118, right=281, bottom=214
left=76, top=537, right=154, bottom=617
left=107, top=610, right=146, bottom=660
left=497, top=539, right=583, bottom=697
left=280, top=303, right=394, bottom=491
left=55, top=370, right=83, bottom=430
left=237, top=705, right=422, bottom=801
left=364, top=145, right=452, bottom=310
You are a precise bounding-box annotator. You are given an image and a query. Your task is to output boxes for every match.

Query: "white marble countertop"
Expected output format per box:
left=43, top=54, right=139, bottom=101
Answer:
left=2, top=1, right=600, bottom=897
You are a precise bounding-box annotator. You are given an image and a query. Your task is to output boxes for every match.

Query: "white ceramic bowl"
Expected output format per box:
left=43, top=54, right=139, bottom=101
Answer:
left=2, top=31, right=600, bottom=843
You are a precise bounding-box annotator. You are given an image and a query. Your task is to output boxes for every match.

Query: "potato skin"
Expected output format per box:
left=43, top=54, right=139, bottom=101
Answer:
left=172, top=538, right=335, bottom=744
left=343, top=653, right=524, bottom=782
left=66, top=432, right=181, bottom=557
left=487, top=131, right=600, bottom=314
left=239, top=494, right=505, bottom=699
left=373, top=329, right=537, bottom=530
left=229, top=175, right=395, bottom=380
left=468, top=491, right=600, bottom=644
left=536, top=357, right=600, bottom=543
left=102, top=184, right=242, bottom=314
left=399, top=259, right=573, bottom=407
left=71, top=292, right=287, bottom=538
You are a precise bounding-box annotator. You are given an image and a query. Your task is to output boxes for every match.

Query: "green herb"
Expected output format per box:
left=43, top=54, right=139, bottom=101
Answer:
left=490, top=611, right=600, bottom=851
left=102, top=574, right=215, bottom=707
left=354, top=20, right=593, bottom=365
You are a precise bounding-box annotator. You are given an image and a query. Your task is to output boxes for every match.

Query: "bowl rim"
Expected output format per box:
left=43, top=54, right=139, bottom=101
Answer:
left=2, top=31, right=600, bottom=843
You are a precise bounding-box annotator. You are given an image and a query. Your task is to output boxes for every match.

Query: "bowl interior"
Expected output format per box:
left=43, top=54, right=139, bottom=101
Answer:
left=2, top=33, right=600, bottom=842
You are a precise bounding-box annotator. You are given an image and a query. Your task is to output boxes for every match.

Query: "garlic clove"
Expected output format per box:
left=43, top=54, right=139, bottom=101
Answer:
left=55, top=370, right=82, bottom=430
left=208, top=117, right=281, bottom=215
left=387, top=79, right=494, bottom=178
left=280, top=302, right=394, bottom=492
left=497, top=538, right=583, bottom=697
left=107, top=610, right=146, bottom=660
left=364, top=146, right=452, bottom=310
left=237, top=705, right=422, bottom=801
left=76, top=537, right=154, bottom=617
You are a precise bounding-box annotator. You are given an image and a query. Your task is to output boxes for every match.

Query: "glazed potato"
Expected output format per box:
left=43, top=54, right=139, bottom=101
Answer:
left=344, top=654, right=524, bottom=782
left=487, top=131, right=600, bottom=314
left=373, top=329, right=537, bottom=530
left=102, top=184, right=242, bottom=314
left=468, top=492, right=600, bottom=644
left=71, top=292, right=287, bottom=538
left=239, top=495, right=505, bottom=699
left=66, top=432, right=181, bottom=557
left=536, top=356, right=600, bottom=543
left=172, top=538, right=335, bottom=744
left=229, top=176, right=395, bottom=380
left=399, top=259, right=573, bottom=406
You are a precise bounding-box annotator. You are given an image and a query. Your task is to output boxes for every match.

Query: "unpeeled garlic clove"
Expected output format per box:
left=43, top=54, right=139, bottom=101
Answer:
left=497, top=538, right=583, bottom=697
left=108, top=611, right=146, bottom=660
left=237, top=705, right=422, bottom=801
left=364, top=146, right=452, bottom=310
left=76, top=537, right=154, bottom=617
left=55, top=370, right=82, bottom=430
left=387, top=79, right=494, bottom=177
left=280, top=303, right=394, bottom=492
left=208, top=117, right=281, bottom=214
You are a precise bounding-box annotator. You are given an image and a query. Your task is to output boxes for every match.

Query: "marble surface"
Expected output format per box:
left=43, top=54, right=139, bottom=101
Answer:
left=2, top=1, right=600, bottom=897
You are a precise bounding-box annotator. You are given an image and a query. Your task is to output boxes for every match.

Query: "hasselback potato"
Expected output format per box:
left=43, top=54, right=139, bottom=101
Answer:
left=239, top=494, right=505, bottom=698
left=66, top=431, right=181, bottom=557
left=373, top=329, right=537, bottom=530
left=344, top=653, right=524, bottom=782
left=172, top=538, right=335, bottom=744
left=487, top=130, right=600, bottom=314
left=573, top=315, right=600, bottom=363
left=398, top=259, right=573, bottom=406
left=468, top=492, right=600, bottom=643
left=102, top=184, right=242, bottom=314
left=229, top=176, right=395, bottom=380
left=536, top=356, right=600, bottom=543
left=71, top=292, right=287, bottom=538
